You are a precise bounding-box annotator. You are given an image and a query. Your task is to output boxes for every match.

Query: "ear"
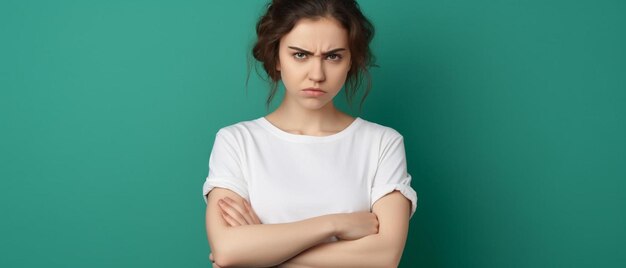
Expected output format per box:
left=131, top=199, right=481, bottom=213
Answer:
left=276, top=61, right=281, bottom=72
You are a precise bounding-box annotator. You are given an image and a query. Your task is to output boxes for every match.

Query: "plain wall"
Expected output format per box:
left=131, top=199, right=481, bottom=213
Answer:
left=1, top=0, right=624, bottom=267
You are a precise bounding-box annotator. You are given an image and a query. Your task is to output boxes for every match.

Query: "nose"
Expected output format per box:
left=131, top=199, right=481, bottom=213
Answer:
left=308, top=56, right=325, bottom=82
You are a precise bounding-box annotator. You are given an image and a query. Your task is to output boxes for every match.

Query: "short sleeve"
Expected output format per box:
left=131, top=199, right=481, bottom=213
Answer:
left=202, top=129, right=249, bottom=203
left=370, top=133, right=418, bottom=219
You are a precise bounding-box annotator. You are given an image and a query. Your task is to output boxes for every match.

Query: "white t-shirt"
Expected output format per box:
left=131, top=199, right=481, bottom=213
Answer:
left=202, top=116, right=418, bottom=239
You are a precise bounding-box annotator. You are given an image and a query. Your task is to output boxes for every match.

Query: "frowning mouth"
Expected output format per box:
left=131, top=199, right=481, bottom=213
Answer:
left=301, top=88, right=326, bottom=97
left=302, top=87, right=326, bottom=93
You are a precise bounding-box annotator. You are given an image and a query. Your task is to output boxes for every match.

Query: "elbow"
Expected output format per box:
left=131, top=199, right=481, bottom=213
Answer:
left=209, top=237, right=237, bottom=268
left=378, top=239, right=405, bottom=268
left=211, top=250, right=236, bottom=268
left=390, top=248, right=405, bottom=268
left=211, top=241, right=257, bottom=268
left=210, top=242, right=242, bottom=268
left=377, top=252, right=402, bottom=268
left=386, top=254, right=402, bottom=268
left=208, top=226, right=251, bottom=267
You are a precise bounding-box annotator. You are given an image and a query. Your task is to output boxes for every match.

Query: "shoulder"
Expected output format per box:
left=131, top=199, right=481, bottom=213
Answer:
left=357, top=117, right=404, bottom=142
left=215, top=117, right=264, bottom=140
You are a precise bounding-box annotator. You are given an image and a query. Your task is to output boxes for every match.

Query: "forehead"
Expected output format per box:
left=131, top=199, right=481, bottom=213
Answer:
left=280, top=17, right=349, bottom=48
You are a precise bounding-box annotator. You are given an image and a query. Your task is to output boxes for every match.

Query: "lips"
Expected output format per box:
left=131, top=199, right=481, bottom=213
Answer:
left=301, top=87, right=326, bottom=97
left=302, top=87, right=326, bottom=92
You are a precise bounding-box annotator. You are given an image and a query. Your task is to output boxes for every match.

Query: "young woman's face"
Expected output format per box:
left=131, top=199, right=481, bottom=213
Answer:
left=276, top=16, right=352, bottom=110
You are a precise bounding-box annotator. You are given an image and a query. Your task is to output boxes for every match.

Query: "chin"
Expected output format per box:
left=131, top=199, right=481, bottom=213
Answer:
left=299, top=99, right=333, bottom=110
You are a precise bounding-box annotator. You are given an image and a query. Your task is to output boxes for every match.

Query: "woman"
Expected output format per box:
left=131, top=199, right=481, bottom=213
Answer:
left=203, top=0, right=418, bottom=267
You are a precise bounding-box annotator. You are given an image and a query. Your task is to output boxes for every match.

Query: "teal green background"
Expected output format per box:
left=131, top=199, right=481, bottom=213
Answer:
left=1, top=0, right=624, bottom=267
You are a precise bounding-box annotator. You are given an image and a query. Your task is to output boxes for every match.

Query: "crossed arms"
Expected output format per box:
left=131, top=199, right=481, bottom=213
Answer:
left=205, top=187, right=411, bottom=268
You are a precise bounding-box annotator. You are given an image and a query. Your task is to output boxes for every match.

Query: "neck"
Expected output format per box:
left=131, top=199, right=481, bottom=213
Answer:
left=265, top=96, right=353, bottom=135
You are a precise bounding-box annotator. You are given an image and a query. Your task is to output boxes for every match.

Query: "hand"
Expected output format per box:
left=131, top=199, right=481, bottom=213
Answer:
left=217, top=197, right=262, bottom=226
left=333, top=212, right=379, bottom=241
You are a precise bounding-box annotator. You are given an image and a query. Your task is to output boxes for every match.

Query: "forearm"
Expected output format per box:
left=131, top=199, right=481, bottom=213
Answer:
left=278, top=191, right=412, bottom=268
left=214, top=214, right=336, bottom=268
left=277, top=234, right=401, bottom=268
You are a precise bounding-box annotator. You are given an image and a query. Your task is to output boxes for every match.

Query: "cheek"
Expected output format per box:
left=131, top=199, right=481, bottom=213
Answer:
left=329, top=63, right=351, bottom=79
left=281, top=62, right=307, bottom=79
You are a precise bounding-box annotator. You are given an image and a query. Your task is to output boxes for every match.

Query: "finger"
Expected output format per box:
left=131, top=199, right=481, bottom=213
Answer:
left=220, top=198, right=251, bottom=225
left=222, top=211, right=241, bottom=227
left=244, top=199, right=262, bottom=224
left=216, top=203, right=234, bottom=226
left=218, top=200, right=246, bottom=226
left=224, top=197, right=256, bottom=225
left=223, top=197, right=256, bottom=225
left=242, top=199, right=258, bottom=224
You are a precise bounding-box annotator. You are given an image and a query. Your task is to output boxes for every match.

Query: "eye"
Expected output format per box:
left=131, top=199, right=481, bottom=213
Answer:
left=326, top=54, right=342, bottom=61
left=293, top=52, right=307, bottom=60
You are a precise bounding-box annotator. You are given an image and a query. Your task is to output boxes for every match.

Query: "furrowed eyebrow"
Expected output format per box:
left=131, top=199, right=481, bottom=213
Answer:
left=287, top=46, right=347, bottom=56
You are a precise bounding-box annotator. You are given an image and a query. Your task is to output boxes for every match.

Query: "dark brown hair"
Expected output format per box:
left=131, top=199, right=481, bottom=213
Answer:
left=246, top=0, right=377, bottom=113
